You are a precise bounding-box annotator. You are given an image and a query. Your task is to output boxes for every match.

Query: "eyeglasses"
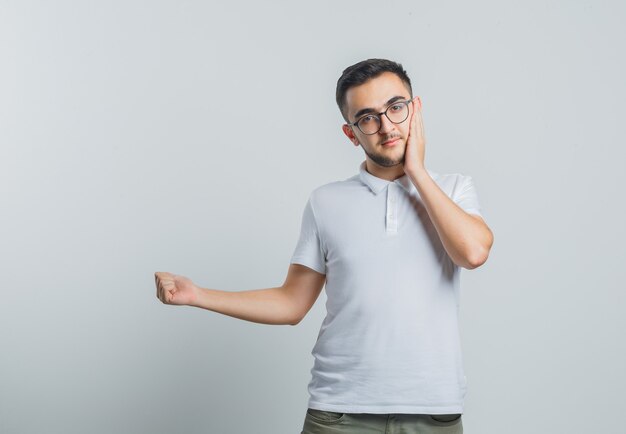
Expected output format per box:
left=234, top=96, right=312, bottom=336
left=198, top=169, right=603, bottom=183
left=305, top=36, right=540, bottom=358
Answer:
left=347, top=99, right=412, bottom=135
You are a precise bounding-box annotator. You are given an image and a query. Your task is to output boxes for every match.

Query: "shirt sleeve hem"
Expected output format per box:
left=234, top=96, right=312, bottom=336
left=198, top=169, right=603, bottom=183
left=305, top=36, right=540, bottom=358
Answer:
left=290, top=258, right=326, bottom=275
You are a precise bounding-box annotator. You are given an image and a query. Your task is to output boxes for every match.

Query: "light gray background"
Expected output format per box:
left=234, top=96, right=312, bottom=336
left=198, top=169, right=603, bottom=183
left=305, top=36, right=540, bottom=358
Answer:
left=1, top=1, right=624, bottom=433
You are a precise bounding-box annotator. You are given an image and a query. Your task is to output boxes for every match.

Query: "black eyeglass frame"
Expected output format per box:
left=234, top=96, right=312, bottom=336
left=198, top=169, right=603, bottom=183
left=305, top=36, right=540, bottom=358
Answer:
left=346, top=99, right=413, bottom=135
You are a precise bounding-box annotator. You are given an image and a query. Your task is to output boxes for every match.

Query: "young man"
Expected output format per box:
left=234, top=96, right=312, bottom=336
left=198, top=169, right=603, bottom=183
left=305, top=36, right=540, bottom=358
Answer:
left=155, top=58, right=493, bottom=434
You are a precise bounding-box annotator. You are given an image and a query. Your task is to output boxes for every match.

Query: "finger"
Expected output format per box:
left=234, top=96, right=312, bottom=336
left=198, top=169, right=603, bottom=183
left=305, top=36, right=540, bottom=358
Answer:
left=160, top=282, right=167, bottom=303
left=159, top=278, right=169, bottom=303
left=413, top=96, right=421, bottom=110
left=164, top=279, right=176, bottom=303
left=417, top=107, right=425, bottom=140
left=411, top=101, right=418, bottom=136
left=406, top=100, right=414, bottom=132
left=412, top=100, right=423, bottom=138
left=156, top=272, right=173, bottom=303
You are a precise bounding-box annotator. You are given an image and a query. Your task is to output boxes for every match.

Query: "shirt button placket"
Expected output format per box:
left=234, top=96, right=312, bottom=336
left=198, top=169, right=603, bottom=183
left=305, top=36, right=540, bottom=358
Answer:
left=386, top=185, right=398, bottom=233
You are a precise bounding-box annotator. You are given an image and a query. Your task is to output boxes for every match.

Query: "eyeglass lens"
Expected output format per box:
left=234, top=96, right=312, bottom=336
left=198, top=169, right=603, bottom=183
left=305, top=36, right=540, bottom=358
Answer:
left=357, top=102, right=410, bottom=135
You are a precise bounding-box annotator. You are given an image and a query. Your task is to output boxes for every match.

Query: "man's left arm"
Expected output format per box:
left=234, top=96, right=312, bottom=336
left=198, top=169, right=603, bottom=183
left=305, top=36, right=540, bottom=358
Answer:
left=407, top=169, right=493, bottom=269
left=403, top=97, right=494, bottom=269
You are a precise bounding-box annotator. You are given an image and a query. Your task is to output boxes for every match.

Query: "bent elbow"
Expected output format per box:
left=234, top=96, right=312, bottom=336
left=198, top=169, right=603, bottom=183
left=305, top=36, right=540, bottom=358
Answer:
left=465, top=246, right=490, bottom=269
left=465, top=230, right=494, bottom=269
left=289, top=311, right=304, bottom=326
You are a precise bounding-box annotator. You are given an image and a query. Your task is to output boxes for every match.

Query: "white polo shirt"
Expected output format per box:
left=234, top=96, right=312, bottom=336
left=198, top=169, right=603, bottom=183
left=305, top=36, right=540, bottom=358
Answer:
left=290, top=160, right=484, bottom=414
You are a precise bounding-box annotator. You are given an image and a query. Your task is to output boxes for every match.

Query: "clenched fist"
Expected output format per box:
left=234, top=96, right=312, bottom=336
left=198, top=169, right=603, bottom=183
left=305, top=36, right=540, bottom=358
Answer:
left=155, top=272, right=200, bottom=306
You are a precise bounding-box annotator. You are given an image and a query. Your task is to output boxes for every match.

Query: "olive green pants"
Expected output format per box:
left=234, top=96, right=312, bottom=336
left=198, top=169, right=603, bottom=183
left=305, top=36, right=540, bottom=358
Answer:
left=301, top=408, right=463, bottom=434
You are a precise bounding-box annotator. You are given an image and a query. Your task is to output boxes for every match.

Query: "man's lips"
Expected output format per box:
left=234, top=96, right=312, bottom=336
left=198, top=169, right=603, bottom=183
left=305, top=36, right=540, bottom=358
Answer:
left=381, top=137, right=400, bottom=147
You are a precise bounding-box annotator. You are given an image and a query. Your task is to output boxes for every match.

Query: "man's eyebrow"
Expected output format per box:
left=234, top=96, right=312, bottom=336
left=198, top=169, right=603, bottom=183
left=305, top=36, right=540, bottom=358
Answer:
left=352, top=95, right=408, bottom=121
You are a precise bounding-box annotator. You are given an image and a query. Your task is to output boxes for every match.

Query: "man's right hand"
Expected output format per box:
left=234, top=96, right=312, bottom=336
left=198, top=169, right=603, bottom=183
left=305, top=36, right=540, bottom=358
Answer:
left=155, top=272, right=200, bottom=306
left=154, top=264, right=325, bottom=325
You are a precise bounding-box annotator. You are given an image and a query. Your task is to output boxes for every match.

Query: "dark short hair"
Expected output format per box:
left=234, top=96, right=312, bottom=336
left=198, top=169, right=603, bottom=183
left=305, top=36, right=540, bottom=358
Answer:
left=336, top=58, right=413, bottom=122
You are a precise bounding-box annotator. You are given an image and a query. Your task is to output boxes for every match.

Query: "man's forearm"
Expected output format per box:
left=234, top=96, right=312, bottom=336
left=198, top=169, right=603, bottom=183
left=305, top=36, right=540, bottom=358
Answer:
left=190, top=286, right=299, bottom=326
left=407, top=168, right=493, bottom=269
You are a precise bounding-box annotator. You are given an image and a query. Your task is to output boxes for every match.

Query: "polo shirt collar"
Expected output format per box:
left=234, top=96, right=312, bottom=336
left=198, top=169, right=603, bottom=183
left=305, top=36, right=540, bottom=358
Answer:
left=358, top=161, right=414, bottom=195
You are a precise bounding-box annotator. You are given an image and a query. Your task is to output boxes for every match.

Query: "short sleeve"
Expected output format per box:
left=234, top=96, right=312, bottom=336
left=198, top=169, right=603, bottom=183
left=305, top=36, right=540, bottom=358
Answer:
left=453, top=175, right=484, bottom=218
left=290, top=196, right=327, bottom=275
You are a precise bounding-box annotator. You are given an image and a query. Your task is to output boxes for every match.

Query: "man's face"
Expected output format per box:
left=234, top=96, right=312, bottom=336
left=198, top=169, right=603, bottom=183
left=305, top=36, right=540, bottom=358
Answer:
left=341, top=71, right=414, bottom=168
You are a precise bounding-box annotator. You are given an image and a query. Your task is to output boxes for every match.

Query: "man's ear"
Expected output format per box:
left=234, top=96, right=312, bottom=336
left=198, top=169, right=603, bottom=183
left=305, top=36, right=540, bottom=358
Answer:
left=342, top=124, right=360, bottom=147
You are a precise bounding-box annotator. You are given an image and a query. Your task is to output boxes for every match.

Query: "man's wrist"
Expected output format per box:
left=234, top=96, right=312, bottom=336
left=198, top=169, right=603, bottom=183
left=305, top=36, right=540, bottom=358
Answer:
left=188, top=285, right=204, bottom=307
left=406, top=166, right=429, bottom=184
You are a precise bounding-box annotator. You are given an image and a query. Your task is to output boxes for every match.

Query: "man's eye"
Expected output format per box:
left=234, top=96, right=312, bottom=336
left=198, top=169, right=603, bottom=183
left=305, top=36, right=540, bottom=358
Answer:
left=390, top=104, right=403, bottom=111
left=360, top=115, right=375, bottom=123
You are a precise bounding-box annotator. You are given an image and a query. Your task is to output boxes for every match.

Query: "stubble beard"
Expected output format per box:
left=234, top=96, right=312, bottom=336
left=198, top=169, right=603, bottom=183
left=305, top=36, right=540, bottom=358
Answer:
left=362, top=141, right=405, bottom=167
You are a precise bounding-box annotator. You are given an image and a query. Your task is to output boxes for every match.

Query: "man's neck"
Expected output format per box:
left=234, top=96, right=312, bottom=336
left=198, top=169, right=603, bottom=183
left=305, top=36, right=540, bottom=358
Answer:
left=365, top=159, right=406, bottom=181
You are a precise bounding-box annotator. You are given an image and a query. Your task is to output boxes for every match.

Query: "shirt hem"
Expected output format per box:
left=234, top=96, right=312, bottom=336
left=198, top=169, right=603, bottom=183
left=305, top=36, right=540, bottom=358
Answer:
left=307, top=401, right=464, bottom=414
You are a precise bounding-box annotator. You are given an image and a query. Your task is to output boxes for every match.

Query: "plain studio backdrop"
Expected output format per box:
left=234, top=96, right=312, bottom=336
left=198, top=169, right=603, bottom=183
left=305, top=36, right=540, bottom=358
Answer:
left=1, top=1, right=624, bottom=433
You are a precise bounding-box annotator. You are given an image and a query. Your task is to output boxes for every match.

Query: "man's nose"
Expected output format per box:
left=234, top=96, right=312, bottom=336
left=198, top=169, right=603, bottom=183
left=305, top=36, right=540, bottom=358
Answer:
left=378, top=114, right=396, bottom=134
